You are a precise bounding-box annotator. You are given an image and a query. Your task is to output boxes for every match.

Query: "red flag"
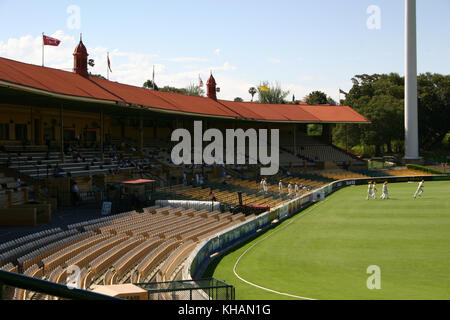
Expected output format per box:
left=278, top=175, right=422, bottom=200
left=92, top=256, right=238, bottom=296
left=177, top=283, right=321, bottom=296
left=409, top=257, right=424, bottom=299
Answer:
left=107, top=53, right=112, bottom=73
left=43, top=35, right=61, bottom=46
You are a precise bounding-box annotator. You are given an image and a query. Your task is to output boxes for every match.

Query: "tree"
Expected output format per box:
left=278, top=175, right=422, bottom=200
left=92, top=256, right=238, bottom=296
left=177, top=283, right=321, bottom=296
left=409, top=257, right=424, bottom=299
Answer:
left=417, top=73, right=450, bottom=150
left=143, top=80, right=159, bottom=91
left=185, top=84, right=205, bottom=97
left=234, top=97, right=244, bottom=102
left=258, top=81, right=290, bottom=104
left=159, top=86, right=187, bottom=94
left=305, top=91, right=328, bottom=105
left=90, top=73, right=106, bottom=80
left=249, top=87, right=257, bottom=102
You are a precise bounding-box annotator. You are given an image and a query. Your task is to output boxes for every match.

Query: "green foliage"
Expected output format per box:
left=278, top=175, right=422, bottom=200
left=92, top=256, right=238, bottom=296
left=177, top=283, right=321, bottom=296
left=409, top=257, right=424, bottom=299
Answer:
left=417, top=73, right=450, bottom=149
left=307, top=124, right=323, bottom=136
left=248, top=87, right=257, bottom=102
left=159, top=86, right=186, bottom=94
left=157, top=84, right=204, bottom=97
left=234, top=97, right=244, bottom=102
left=185, top=84, right=205, bottom=97
left=89, top=73, right=106, bottom=80
left=257, top=81, right=289, bottom=104
left=334, top=73, right=450, bottom=157
left=406, top=164, right=445, bottom=175
left=143, top=80, right=159, bottom=91
left=306, top=91, right=328, bottom=105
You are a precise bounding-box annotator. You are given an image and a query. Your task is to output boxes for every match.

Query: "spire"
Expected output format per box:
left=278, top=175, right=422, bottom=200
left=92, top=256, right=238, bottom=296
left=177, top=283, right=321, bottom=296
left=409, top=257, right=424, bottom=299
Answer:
left=207, top=73, right=217, bottom=101
left=73, top=34, right=89, bottom=77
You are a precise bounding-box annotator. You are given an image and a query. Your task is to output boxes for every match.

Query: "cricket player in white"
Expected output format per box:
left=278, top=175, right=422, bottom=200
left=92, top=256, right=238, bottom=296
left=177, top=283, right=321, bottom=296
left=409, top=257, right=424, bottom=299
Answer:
left=366, top=182, right=373, bottom=200
left=288, top=183, right=292, bottom=196
left=260, top=179, right=265, bottom=192
left=381, top=182, right=390, bottom=200
left=372, top=182, right=378, bottom=199
left=279, top=180, right=283, bottom=195
left=414, top=180, right=425, bottom=199
left=295, top=184, right=299, bottom=197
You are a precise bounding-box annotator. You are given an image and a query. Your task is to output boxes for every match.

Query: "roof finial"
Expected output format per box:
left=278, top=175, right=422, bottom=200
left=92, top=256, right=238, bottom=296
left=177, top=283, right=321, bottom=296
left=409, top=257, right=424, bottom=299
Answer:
left=80, top=33, right=83, bottom=42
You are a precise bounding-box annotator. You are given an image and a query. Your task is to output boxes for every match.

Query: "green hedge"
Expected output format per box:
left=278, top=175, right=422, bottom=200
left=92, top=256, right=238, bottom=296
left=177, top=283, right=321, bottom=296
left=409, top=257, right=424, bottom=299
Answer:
left=406, top=164, right=446, bottom=175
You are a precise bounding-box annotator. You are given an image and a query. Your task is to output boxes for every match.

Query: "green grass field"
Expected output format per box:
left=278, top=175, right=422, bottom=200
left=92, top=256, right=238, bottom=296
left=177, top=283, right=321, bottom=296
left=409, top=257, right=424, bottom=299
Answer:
left=205, top=181, right=450, bottom=300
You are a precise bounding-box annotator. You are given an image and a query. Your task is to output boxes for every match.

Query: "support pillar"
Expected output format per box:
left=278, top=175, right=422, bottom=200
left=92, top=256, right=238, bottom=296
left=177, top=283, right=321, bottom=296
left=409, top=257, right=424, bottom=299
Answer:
left=100, top=109, right=104, bottom=162
left=60, top=105, right=65, bottom=163
left=404, top=0, right=420, bottom=160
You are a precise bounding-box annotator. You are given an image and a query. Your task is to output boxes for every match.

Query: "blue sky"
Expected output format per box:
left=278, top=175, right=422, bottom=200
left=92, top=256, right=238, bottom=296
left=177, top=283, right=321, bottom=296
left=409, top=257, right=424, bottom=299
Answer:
left=1, top=0, right=449, bottom=102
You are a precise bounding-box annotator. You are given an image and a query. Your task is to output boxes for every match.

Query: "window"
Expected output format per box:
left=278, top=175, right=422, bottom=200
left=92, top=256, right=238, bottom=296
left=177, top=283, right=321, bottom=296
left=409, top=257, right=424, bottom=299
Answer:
left=0, top=123, right=9, bottom=140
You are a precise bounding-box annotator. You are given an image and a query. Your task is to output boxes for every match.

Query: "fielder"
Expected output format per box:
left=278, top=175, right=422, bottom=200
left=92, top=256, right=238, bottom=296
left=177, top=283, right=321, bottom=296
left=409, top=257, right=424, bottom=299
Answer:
left=295, top=183, right=300, bottom=197
left=279, top=180, right=283, bottom=195
left=381, top=182, right=390, bottom=200
left=414, top=180, right=425, bottom=199
left=372, top=182, right=378, bottom=199
left=366, top=182, right=373, bottom=200
left=287, top=183, right=292, bottom=196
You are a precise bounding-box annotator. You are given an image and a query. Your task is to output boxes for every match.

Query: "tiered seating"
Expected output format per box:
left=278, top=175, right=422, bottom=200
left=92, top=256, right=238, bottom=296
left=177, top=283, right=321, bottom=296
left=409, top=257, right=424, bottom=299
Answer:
left=0, top=205, right=250, bottom=299
left=0, top=147, right=149, bottom=180
left=0, top=173, right=30, bottom=207
left=311, top=169, right=370, bottom=181
left=386, top=168, right=433, bottom=177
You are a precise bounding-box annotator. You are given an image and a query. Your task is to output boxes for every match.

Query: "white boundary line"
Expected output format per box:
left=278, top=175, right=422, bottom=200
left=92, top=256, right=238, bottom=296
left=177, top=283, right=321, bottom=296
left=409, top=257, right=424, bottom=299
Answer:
left=232, top=199, right=330, bottom=301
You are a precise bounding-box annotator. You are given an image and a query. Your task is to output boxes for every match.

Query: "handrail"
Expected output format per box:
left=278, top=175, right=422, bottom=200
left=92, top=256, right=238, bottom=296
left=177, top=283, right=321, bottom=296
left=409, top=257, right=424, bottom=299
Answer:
left=0, top=270, right=123, bottom=300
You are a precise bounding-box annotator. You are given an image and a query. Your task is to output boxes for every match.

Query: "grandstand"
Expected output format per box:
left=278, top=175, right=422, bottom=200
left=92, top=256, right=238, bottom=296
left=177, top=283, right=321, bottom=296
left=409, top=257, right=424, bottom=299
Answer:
left=0, top=38, right=384, bottom=300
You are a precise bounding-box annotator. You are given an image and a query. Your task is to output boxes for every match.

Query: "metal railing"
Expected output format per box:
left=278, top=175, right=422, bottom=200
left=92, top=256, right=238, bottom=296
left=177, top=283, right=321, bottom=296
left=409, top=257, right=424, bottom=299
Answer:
left=137, top=279, right=235, bottom=301
left=0, top=270, right=122, bottom=300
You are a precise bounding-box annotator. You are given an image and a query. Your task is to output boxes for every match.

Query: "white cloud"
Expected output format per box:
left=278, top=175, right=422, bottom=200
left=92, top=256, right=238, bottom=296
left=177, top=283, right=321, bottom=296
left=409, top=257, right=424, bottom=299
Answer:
left=267, top=58, right=281, bottom=64
left=214, top=49, right=221, bottom=55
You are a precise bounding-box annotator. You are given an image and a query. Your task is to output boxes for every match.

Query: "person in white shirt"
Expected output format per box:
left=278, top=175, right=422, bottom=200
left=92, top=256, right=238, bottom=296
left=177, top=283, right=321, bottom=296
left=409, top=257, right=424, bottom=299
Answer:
left=295, top=184, right=299, bottom=197
left=366, top=182, right=373, bottom=200
left=372, top=182, right=378, bottom=199
left=263, top=179, right=269, bottom=193
left=414, top=180, right=425, bottom=199
left=287, top=183, right=292, bottom=196
left=381, top=182, right=390, bottom=200
left=260, top=179, right=265, bottom=192
left=279, top=180, right=283, bottom=195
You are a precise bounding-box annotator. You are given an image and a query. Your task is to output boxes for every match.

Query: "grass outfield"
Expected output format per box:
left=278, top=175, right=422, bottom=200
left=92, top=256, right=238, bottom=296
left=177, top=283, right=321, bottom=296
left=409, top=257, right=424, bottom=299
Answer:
left=204, top=181, right=450, bottom=300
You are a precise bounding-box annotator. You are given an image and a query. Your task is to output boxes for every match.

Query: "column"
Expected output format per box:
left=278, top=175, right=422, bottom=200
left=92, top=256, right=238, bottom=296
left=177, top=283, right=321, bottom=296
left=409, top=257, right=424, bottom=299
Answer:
left=404, top=0, right=419, bottom=160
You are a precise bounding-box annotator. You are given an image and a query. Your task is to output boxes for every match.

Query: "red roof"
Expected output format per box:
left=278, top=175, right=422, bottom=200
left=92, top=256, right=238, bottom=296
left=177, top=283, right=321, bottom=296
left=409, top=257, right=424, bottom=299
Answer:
left=0, top=57, right=370, bottom=124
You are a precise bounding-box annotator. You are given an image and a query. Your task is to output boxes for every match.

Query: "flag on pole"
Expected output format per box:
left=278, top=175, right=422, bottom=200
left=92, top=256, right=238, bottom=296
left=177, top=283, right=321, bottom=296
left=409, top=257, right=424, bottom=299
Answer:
left=259, top=85, right=270, bottom=92
left=339, top=89, right=348, bottom=95
left=107, top=53, right=112, bottom=73
left=43, top=35, right=61, bottom=46
left=152, top=65, right=155, bottom=90
left=199, top=75, right=204, bottom=88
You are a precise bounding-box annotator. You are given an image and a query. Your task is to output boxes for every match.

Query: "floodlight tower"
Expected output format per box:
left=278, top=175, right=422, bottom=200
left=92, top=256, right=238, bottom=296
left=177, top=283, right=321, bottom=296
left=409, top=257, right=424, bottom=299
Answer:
left=404, top=0, right=420, bottom=161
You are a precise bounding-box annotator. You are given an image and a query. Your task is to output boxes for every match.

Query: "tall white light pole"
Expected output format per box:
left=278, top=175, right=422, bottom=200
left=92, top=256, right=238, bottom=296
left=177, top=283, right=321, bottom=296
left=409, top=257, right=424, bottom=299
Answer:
left=404, top=0, right=420, bottom=160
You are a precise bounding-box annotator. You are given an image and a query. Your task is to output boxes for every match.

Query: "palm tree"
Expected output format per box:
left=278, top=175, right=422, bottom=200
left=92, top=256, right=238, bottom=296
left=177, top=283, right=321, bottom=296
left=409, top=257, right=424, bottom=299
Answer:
left=249, top=87, right=257, bottom=102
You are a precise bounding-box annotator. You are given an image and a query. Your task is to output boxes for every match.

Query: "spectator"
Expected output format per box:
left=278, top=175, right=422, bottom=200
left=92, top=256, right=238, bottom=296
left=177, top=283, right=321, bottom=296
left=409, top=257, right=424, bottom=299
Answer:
left=71, top=182, right=80, bottom=207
